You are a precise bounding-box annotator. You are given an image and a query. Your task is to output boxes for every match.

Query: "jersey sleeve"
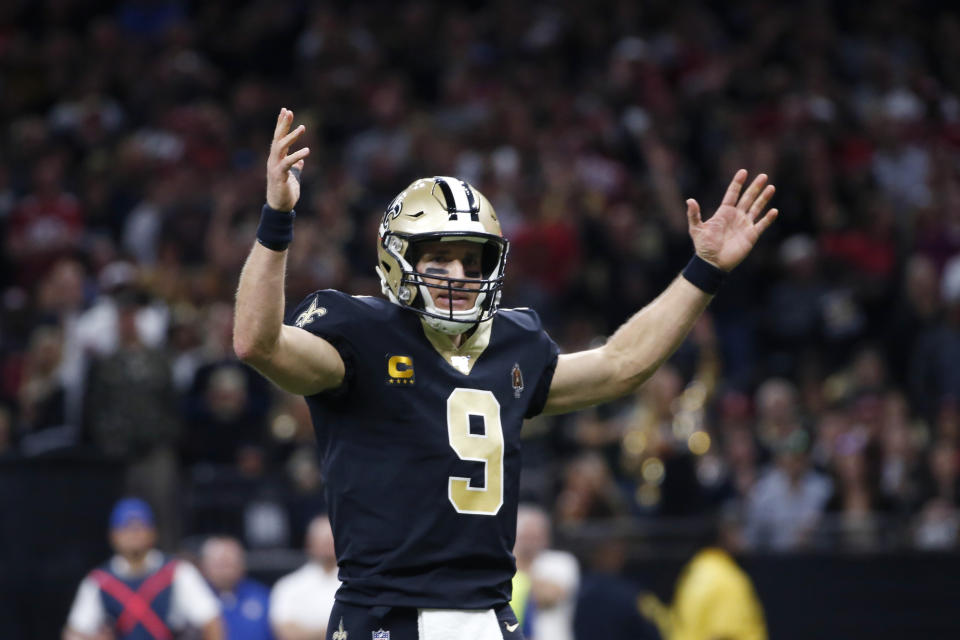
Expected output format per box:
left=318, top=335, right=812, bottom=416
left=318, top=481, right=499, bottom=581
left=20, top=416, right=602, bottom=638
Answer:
left=171, top=562, right=220, bottom=627
left=65, top=576, right=106, bottom=634
left=285, top=290, right=365, bottom=399
left=515, top=309, right=559, bottom=419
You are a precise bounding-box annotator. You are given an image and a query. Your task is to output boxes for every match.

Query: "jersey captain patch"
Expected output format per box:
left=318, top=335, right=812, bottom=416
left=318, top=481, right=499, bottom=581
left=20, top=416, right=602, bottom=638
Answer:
left=386, top=354, right=415, bottom=385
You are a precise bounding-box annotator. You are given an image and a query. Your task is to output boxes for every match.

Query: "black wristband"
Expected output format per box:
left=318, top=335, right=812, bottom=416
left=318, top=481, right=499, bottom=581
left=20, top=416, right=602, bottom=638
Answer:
left=682, top=254, right=726, bottom=295
left=256, top=204, right=295, bottom=251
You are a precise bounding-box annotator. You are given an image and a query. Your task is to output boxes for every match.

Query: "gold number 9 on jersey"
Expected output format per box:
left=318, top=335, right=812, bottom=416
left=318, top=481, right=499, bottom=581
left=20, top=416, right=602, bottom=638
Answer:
left=447, top=388, right=504, bottom=515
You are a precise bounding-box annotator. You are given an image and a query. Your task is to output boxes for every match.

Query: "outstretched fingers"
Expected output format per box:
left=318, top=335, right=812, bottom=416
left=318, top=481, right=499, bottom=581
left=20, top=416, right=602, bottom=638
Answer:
left=274, top=124, right=306, bottom=161
left=749, top=184, right=776, bottom=219
left=721, top=169, right=748, bottom=206
left=273, top=108, right=291, bottom=146
left=736, top=173, right=768, bottom=211
left=269, top=108, right=309, bottom=176
left=754, top=208, right=779, bottom=234
left=281, top=147, right=310, bottom=171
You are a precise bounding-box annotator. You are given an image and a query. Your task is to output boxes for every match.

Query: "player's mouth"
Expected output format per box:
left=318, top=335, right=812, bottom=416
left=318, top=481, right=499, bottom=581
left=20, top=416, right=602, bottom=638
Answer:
left=436, top=292, right=473, bottom=310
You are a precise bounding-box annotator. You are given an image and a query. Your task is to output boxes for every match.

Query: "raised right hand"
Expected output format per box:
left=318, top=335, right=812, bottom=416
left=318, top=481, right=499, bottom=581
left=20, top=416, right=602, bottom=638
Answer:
left=266, top=108, right=310, bottom=212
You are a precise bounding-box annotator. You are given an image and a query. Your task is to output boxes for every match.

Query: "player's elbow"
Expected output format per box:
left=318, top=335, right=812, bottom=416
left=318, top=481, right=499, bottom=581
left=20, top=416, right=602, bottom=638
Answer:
left=233, top=330, right=272, bottom=365
left=232, top=333, right=257, bottom=362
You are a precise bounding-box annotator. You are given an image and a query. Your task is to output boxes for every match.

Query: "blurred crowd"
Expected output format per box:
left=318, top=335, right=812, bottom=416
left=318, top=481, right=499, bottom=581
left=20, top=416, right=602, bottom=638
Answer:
left=3, top=0, right=960, bottom=554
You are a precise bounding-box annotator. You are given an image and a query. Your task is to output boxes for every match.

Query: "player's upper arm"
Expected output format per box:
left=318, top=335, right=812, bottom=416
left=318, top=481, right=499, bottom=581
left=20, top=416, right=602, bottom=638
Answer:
left=542, top=346, right=629, bottom=415
left=243, top=324, right=345, bottom=396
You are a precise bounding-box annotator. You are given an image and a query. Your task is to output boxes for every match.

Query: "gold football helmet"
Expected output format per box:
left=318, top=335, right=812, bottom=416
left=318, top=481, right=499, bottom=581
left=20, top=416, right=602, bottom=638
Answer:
left=376, top=176, right=508, bottom=334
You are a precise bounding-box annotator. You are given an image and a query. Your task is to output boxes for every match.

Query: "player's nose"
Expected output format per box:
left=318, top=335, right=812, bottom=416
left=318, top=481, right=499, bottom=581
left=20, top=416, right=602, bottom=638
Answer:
left=447, top=259, right=466, bottom=279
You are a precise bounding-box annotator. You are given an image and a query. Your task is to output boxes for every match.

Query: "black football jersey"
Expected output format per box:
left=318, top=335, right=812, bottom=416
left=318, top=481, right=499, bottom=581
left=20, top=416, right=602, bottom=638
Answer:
left=286, top=290, right=559, bottom=609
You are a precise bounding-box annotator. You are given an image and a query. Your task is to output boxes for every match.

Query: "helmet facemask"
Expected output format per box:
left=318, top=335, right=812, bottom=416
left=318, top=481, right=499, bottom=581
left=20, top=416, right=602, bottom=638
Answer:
left=380, top=232, right=508, bottom=335
left=375, top=177, right=509, bottom=335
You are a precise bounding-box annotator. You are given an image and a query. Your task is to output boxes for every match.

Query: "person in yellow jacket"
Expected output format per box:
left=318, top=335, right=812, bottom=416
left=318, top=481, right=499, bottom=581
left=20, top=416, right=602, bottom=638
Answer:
left=641, top=523, right=767, bottom=640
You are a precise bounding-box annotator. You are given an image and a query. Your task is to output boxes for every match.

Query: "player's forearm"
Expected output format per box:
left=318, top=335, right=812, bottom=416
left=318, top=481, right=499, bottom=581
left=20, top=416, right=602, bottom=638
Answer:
left=233, top=241, right=288, bottom=363
left=544, top=272, right=715, bottom=415
left=603, top=275, right=712, bottom=393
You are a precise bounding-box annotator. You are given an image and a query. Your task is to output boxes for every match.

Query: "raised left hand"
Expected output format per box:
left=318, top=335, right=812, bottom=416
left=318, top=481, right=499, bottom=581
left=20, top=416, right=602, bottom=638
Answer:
left=266, top=108, right=310, bottom=212
left=686, top=169, right=778, bottom=272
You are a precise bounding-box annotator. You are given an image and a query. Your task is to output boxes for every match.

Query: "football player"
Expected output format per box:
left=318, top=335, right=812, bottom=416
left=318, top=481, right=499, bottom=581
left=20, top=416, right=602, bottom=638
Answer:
left=233, top=109, right=778, bottom=640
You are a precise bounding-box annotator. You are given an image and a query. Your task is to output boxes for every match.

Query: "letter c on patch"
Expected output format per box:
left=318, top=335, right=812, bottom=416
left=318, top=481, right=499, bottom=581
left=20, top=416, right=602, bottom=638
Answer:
left=388, top=355, right=414, bottom=379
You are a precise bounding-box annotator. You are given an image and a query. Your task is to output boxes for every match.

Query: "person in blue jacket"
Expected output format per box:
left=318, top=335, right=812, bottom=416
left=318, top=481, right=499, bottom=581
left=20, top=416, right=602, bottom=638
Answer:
left=201, top=536, right=274, bottom=640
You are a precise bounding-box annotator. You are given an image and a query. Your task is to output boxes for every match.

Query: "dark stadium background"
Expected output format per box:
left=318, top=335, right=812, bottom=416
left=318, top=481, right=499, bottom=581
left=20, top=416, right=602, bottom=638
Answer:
left=2, top=0, right=960, bottom=638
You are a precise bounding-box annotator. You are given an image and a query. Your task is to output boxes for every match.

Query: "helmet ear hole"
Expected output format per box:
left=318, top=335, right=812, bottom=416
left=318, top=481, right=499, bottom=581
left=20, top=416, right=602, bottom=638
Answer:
left=380, top=261, right=392, bottom=273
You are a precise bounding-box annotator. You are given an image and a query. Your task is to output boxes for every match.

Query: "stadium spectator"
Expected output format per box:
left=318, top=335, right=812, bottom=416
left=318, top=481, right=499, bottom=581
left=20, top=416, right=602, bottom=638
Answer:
left=63, top=260, right=168, bottom=425
left=823, top=431, right=891, bottom=551
left=83, top=290, right=181, bottom=548
left=877, top=392, right=924, bottom=513
left=913, top=497, right=960, bottom=550
left=556, top=452, right=631, bottom=524
left=575, top=537, right=661, bottom=640
left=918, top=440, right=960, bottom=509
left=200, top=536, right=274, bottom=640
left=511, top=505, right=547, bottom=630
left=63, top=498, right=222, bottom=640
left=269, top=515, right=339, bottom=640
left=883, top=255, right=941, bottom=388
left=719, top=425, right=763, bottom=506
left=16, top=324, right=70, bottom=455
left=744, top=428, right=832, bottom=551
left=641, top=515, right=767, bottom=640
left=0, top=405, right=13, bottom=458
left=6, top=154, right=84, bottom=287
left=528, top=550, right=580, bottom=640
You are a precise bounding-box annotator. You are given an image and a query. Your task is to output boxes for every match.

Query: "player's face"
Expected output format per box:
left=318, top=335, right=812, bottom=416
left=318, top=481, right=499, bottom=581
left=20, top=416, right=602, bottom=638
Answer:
left=414, top=241, right=483, bottom=311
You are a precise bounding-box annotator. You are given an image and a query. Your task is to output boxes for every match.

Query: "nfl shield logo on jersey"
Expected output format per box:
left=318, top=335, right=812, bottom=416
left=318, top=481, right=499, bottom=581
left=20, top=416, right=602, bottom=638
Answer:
left=372, top=630, right=390, bottom=640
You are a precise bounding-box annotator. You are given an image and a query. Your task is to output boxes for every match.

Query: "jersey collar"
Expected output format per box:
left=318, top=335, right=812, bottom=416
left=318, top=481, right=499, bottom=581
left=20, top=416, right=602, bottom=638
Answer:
left=420, top=317, right=493, bottom=375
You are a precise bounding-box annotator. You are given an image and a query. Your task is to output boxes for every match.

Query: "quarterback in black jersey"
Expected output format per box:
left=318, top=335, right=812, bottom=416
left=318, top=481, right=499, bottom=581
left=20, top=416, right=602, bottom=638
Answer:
left=234, top=109, right=778, bottom=640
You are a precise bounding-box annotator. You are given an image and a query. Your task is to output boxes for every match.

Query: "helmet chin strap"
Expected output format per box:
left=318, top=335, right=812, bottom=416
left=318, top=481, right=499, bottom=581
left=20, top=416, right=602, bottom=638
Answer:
left=423, top=314, right=477, bottom=335
left=416, top=280, right=486, bottom=335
